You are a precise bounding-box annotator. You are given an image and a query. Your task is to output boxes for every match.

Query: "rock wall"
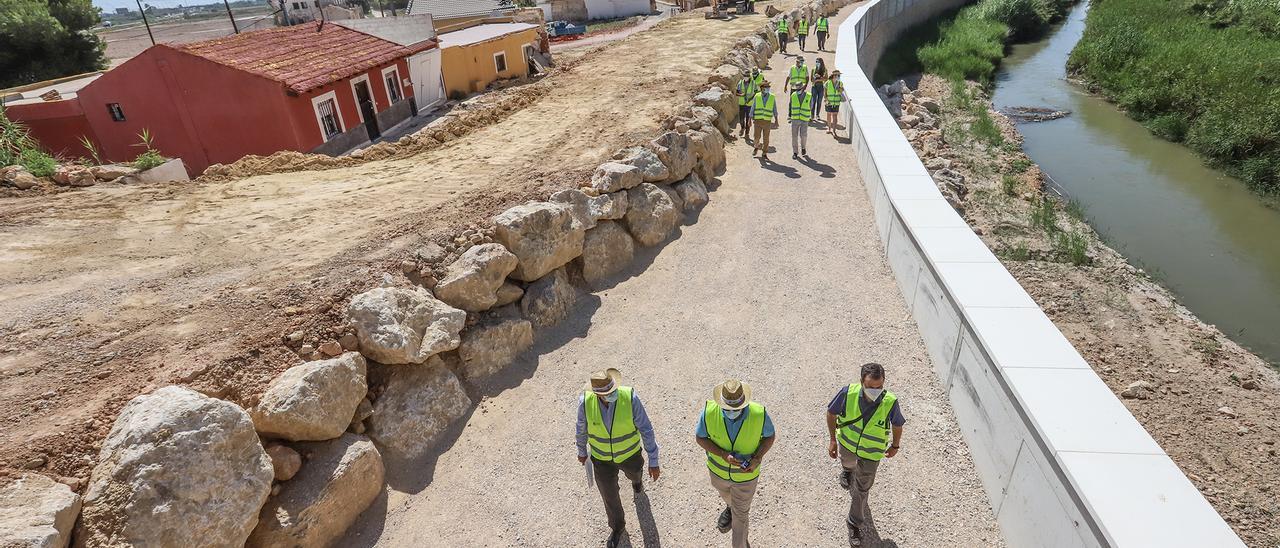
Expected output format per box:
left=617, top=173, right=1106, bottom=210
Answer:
left=13, top=1, right=857, bottom=545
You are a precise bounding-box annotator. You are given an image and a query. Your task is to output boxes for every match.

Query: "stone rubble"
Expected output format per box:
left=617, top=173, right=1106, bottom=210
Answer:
left=251, top=352, right=368, bottom=442
left=366, top=357, right=471, bottom=460
left=434, top=243, right=520, bottom=311
left=346, top=287, right=466, bottom=365
left=492, top=202, right=585, bottom=282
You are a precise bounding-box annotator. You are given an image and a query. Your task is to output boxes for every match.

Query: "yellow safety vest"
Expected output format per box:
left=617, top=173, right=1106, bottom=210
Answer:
left=737, top=77, right=758, bottom=106
left=825, top=79, right=844, bottom=106
left=752, top=92, right=775, bottom=121
left=703, top=400, right=766, bottom=483
left=789, top=92, right=812, bottom=122
left=776, top=19, right=788, bottom=33
left=585, top=387, right=642, bottom=463
left=797, top=19, right=808, bottom=34
left=836, top=383, right=897, bottom=461
left=817, top=17, right=829, bottom=32
left=788, top=65, right=808, bottom=87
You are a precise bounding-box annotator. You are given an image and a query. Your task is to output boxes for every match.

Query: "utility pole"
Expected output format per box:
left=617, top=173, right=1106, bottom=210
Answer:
left=223, top=0, right=239, bottom=33
left=136, top=0, right=155, bottom=46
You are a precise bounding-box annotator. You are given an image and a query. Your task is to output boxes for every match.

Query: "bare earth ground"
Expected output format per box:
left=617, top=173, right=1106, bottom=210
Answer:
left=353, top=9, right=1002, bottom=544
left=0, top=6, right=805, bottom=482
left=97, top=12, right=277, bottom=66
left=907, top=74, right=1280, bottom=546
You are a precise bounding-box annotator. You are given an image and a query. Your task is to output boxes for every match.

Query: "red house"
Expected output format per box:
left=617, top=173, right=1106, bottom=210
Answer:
left=4, top=19, right=441, bottom=176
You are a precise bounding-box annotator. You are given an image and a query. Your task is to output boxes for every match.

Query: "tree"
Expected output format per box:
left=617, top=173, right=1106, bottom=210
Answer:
left=0, top=0, right=107, bottom=89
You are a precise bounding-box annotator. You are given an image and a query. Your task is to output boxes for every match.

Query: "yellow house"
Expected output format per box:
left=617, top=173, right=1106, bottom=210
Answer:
left=438, top=22, right=542, bottom=97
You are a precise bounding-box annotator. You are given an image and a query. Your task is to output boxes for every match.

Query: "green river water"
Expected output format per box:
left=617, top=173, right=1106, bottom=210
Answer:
left=990, top=1, right=1280, bottom=365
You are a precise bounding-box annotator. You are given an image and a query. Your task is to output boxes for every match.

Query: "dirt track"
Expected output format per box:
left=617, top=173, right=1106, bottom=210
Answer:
left=0, top=6, right=803, bottom=480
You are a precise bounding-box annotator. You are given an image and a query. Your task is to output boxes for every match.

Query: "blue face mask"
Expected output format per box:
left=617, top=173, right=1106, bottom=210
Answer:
left=603, top=391, right=620, bottom=404
left=724, top=408, right=743, bottom=420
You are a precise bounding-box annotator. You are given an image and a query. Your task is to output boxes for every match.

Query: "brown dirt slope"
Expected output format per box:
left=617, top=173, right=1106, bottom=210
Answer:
left=0, top=8, right=795, bottom=482
left=905, top=74, right=1280, bottom=546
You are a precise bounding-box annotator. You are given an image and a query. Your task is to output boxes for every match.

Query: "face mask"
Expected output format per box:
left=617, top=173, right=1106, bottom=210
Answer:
left=603, top=391, right=620, bottom=403
left=863, top=387, right=884, bottom=401
left=724, top=408, right=743, bottom=420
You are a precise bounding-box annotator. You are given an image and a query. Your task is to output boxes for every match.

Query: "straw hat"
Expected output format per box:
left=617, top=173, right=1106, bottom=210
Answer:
left=713, top=379, right=753, bottom=411
left=760, top=79, right=773, bottom=88
left=585, top=368, right=622, bottom=395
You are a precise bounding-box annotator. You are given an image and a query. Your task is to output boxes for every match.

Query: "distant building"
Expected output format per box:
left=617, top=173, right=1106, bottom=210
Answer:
left=537, top=0, right=651, bottom=21
left=114, top=7, right=130, bottom=14
left=4, top=21, right=439, bottom=175
left=271, top=0, right=363, bottom=25
left=438, top=22, right=541, bottom=97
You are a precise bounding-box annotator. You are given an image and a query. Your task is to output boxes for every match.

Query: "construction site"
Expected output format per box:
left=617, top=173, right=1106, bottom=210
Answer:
left=1, top=0, right=1276, bottom=545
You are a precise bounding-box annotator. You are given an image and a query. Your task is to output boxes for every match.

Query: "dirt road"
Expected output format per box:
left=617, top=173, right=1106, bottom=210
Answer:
left=0, top=5, right=807, bottom=479
left=350, top=8, right=1002, bottom=546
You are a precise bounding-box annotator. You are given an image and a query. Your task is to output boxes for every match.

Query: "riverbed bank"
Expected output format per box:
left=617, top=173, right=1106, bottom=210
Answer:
left=887, top=73, right=1280, bottom=545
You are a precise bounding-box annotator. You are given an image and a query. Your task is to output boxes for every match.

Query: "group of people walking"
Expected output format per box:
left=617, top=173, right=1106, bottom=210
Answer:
left=576, top=363, right=906, bottom=547
left=735, top=54, right=846, bottom=161
left=777, top=13, right=831, bottom=54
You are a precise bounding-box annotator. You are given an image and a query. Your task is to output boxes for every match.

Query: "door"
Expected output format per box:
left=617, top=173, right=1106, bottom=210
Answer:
left=353, top=80, right=380, bottom=140
left=408, top=50, right=444, bottom=112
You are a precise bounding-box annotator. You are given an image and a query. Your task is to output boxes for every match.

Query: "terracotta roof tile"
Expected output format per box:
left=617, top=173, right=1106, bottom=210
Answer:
left=175, top=22, right=435, bottom=93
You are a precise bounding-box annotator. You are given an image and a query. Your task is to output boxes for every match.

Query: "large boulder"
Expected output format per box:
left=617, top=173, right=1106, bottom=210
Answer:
left=492, top=202, right=585, bottom=282
left=708, top=64, right=743, bottom=89
left=674, top=173, right=710, bottom=211
left=52, top=166, right=95, bottom=187
left=694, top=86, right=737, bottom=133
left=577, top=220, right=636, bottom=287
left=618, top=147, right=669, bottom=183
left=251, top=352, right=368, bottom=442
left=520, top=267, right=579, bottom=329
left=457, top=318, right=534, bottom=378
left=0, top=474, right=80, bottom=548
left=691, top=128, right=726, bottom=182
left=690, top=105, right=727, bottom=136
left=0, top=166, right=39, bottom=190
left=549, top=188, right=596, bottom=230
left=246, top=434, right=384, bottom=548
left=347, top=286, right=466, bottom=365
left=623, top=183, right=680, bottom=247
left=366, top=358, right=471, bottom=460
left=89, top=164, right=138, bottom=182
left=590, top=162, right=642, bottom=193
left=74, top=386, right=273, bottom=548
left=589, top=191, right=627, bottom=221
left=433, top=243, right=519, bottom=312
left=649, top=132, right=696, bottom=183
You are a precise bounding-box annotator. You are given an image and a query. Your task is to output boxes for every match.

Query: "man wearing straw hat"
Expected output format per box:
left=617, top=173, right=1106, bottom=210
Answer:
left=695, top=380, right=776, bottom=548
left=825, top=362, right=905, bottom=544
left=576, top=368, right=662, bottom=548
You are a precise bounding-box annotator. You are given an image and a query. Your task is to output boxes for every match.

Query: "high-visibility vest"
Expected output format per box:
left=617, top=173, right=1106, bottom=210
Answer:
left=789, top=92, right=812, bottom=122
left=825, top=79, right=844, bottom=106
left=753, top=72, right=765, bottom=87
left=797, top=19, right=808, bottom=34
left=836, top=383, right=897, bottom=461
left=776, top=19, right=788, bottom=33
left=788, top=65, right=808, bottom=87
left=752, top=92, right=775, bottom=121
left=817, top=17, right=829, bottom=32
left=703, top=400, right=766, bottom=483
left=737, top=77, right=757, bottom=106
left=585, top=387, right=642, bottom=463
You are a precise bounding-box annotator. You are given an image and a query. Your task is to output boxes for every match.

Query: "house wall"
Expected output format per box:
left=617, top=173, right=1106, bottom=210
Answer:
left=584, top=0, right=649, bottom=19
left=440, top=29, right=538, bottom=97
left=286, top=57, right=416, bottom=151
left=4, top=99, right=97, bottom=159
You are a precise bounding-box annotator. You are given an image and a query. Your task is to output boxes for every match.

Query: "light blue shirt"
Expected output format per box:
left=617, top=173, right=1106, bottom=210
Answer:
left=575, top=391, right=660, bottom=467
left=695, top=407, right=776, bottom=442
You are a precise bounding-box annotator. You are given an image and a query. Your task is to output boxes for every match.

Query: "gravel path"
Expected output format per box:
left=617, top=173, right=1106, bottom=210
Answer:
left=348, top=7, right=1003, bottom=547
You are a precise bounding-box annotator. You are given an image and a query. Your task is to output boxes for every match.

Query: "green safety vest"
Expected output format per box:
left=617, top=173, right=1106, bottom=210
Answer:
left=788, top=65, right=808, bottom=87
left=789, top=92, right=812, bottom=122
left=737, top=77, right=758, bottom=106
left=776, top=19, right=788, bottom=33
left=816, top=17, right=829, bottom=32
left=752, top=92, right=775, bottom=121
left=825, top=79, right=843, bottom=106
left=836, top=383, right=897, bottom=461
left=585, top=387, right=641, bottom=463
left=797, top=19, right=808, bottom=34
left=703, top=400, right=766, bottom=483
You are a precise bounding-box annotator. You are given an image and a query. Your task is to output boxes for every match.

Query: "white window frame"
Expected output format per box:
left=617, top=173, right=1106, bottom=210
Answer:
left=381, top=66, right=403, bottom=104
left=348, top=73, right=373, bottom=123
left=311, top=90, right=346, bottom=143
left=493, top=51, right=507, bottom=74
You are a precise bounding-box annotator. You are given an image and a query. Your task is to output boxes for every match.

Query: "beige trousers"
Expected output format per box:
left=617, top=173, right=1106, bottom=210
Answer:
left=710, top=472, right=758, bottom=548
left=752, top=122, right=771, bottom=154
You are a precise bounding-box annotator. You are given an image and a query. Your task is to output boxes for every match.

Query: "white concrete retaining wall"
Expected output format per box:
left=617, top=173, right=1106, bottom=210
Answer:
left=832, top=2, right=1246, bottom=547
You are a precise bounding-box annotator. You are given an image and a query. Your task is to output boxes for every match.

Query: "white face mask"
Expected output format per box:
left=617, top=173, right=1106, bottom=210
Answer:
left=723, top=408, right=744, bottom=420
left=603, top=391, right=620, bottom=403
left=863, top=387, right=884, bottom=401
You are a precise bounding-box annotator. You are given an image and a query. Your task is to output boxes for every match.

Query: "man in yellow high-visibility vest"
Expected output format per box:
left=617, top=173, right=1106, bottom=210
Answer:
left=696, top=380, right=776, bottom=548
left=577, top=368, right=662, bottom=548
left=824, top=69, right=846, bottom=137
left=735, top=68, right=761, bottom=139
left=788, top=82, right=814, bottom=159
left=825, top=363, right=906, bottom=545
left=816, top=15, right=831, bottom=51
left=750, top=80, right=778, bottom=160
left=796, top=16, right=810, bottom=51
left=787, top=56, right=809, bottom=90
left=776, top=15, right=790, bottom=54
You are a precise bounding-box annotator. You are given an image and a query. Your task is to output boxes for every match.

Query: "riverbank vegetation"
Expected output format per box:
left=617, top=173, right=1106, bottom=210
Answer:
left=1068, top=0, right=1280, bottom=196
left=1, top=107, right=57, bottom=177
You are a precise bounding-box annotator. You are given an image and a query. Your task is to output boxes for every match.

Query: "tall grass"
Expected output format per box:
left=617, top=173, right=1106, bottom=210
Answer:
left=1069, top=0, right=1280, bottom=194
left=915, top=0, right=1075, bottom=84
left=1, top=108, right=57, bottom=178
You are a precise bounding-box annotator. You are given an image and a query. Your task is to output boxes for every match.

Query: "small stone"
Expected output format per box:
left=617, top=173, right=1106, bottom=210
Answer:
left=1241, top=379, right=1259, bottom=390
left=264, top=444, right=302, bottom=481
left=1120, top=380, right=1155, bottom=400
left=298, top=344, right=315, bottom=356
left=287, top=331, right=304, bottom=343
left=338, top=333, right=359, bottom=351
left=493, top=282, right=524, bottom=308
left=318, top=340, right=343, bottom=357
left=1218, top=406, right=1237, bottom=419
left=399, top=260, right=418, bottom=275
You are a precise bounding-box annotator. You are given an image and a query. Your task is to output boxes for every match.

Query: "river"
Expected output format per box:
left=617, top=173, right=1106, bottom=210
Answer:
left=990, top=1, right=1280, bottom=366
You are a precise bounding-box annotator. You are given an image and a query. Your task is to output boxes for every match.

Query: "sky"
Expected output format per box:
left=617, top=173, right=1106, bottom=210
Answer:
left=92, top=0, right=248, bottom=14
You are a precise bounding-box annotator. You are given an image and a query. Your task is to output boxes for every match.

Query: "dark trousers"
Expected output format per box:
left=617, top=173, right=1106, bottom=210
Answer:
left=817, top=30, right=828, bottom=50
left=778, top=32, right=788, bottom=53
left=798, top=33, right=807, bottom=50
left=811, top=84, right=824, bottom=118
left=594, top=453, right=644, bottom=532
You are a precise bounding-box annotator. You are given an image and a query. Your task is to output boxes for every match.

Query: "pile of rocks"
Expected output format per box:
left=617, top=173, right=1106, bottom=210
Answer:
left=1, top=160, right=188, bottom=192
left=879, top=80, right=968, bottom=211
left=0, top=1, right=868, bottom=545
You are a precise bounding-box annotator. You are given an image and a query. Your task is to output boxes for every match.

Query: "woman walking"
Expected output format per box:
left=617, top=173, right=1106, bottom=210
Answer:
left=824, top=70, right=846, bottom=136
left=810, top=58, right=828, bottom=121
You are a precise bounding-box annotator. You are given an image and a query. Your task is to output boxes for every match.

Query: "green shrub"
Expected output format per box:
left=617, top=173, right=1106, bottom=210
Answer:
left=1001, top=174, right=1019, bottom=195
left=918, top=16, right=1009, bottom=83
left=131, top=129, right=167, bottom=171
left=1053, top=230, right=1091, bottom=265
left=1065, top=198, right=1087, bottom=221
left=972, top=108, right=1004, bottom=146
left=966, top=0, right=1053, bottom=40
left=1030, top=195, right=1059, bottom=233
left=18, top=148, right=57, bottom=177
